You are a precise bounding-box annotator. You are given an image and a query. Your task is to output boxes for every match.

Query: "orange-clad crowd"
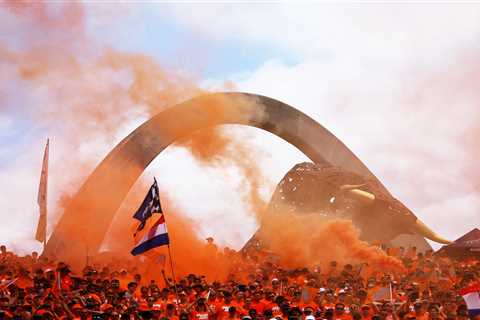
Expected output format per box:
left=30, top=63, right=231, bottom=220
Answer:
left=1, top=244, right=479, bottom=320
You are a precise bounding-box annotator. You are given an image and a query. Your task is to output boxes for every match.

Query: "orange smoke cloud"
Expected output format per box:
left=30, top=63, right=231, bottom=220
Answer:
left=2, top=4, right=268, bottom=274
left=104, top=183, right=235, bottom=281
left=1, top=1, right=231, bottom=266
left=3, top=1, right=85, bottom=33
left=2, top=1, right=405, bottom=278
left=178, top=125, right=269, bottom=219
left=258, top=211, right=405, bottom=273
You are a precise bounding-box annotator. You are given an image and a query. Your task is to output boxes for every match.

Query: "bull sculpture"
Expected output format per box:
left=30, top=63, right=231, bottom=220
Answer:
left=243, top=162, right=450, bottom=253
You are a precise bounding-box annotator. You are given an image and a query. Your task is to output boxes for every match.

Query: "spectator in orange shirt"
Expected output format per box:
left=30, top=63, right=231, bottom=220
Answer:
left=190, top=298, right=215, bottom=320
left=333, top=303, right=352, bottom=320
left=290, top=291, right=303, bottom=309
left=303, top=305, right=316, bottom=320
left=355, top=290, right=368, bottom=306
left=379, top=302, right=396, bottom=320
left=165, top=303, right=180, bottom=320
left=125, top=281, right=140, bottom=303
left=217, top=291, right=236, bottom=320
left=360, top=305, right=372, bottom=320
left=232, top=291, right=246, bottom=309
left=427, top=305, right=444, bottom=320
left=323, top=291, right=337, bottom=310
left=228, top=306, right=242, bottom=320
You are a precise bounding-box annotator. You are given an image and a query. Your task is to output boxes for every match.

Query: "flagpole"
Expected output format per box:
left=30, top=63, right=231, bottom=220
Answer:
left=389, top=280, right=395, bottom=313
left=154, top=177, right=180, bottom=305
left=167, top=243, right=180, bottom=303
left=389, top=281, right=393, bottom=302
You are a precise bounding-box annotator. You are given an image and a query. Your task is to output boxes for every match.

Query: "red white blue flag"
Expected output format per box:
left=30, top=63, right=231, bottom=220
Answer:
left=131, top=213, right=170, bottom=255
left=131, top=179, right=170, bottom=256
left=460, top=282, right=480, bottom=318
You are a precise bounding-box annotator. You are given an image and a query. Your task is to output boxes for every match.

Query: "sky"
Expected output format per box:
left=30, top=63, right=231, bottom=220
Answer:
left=1, top=2, right=480, bottom=254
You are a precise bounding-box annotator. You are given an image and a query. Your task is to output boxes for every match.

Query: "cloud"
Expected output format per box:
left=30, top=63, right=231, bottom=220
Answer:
left=162, top=4, right=480, bottom=63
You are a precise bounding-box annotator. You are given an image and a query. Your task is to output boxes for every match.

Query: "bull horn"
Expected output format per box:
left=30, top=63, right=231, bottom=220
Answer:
left=412, top=219, right=451, bottom=244
left=339, top=184, right=368, bottom=191
left=345, top=189, right=376, bottom=205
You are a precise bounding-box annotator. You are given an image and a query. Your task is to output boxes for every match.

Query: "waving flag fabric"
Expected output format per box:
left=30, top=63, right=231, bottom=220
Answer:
left=460, top=282, right=480, bottom=318
left=133, top=178, right=162, bottom=234
left=131, top=214, right=170, bottom=256
left=131, top=179, right=170, bottom=256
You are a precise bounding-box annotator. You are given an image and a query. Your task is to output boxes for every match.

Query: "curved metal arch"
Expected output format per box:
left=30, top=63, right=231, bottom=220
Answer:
left=44, top=92, right=391, bottom=261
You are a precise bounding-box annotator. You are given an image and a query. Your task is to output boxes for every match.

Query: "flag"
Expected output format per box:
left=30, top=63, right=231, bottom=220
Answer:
left=35, top=139, right=49, bottom=243
left=132, top=179, right=162, bottom=234
left=372, top=286, right=391, bottom=301
left=460, top=283, right=480, bottom=318
left=131, top=213, right=170, bottom=256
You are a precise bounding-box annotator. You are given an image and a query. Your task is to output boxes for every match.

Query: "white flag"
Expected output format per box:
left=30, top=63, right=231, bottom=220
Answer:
left=35, top=139, right=49, bottom=244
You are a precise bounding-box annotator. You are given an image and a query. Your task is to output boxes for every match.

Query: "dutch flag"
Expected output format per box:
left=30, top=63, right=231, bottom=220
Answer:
left=460, top=283, right=480, bottom=318
left=131, top=213, right=170, bottom=256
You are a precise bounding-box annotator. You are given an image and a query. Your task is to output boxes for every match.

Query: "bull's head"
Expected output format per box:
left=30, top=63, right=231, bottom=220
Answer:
left=265, top=162, right=450, bottom=245
left=341, top=186, right=450, bottom=244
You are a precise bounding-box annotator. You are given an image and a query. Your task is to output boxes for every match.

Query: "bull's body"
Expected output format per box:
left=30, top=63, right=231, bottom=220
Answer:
left=242, top=161, right=438, bottom=253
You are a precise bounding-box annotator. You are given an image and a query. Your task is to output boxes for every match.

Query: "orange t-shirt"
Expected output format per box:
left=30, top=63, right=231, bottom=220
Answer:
left=323, top=302, right=336, bottom=310
left=250, top=301, right=266, bottom=313
left=333, top=314, right=352, bottom=320
left=262, top=300, right=276, bottom=311
left=191, top=311, right=210, bottom=320
left=217, top=303, right=234, bottom=320
left=408, top=312, right=429, bottom=320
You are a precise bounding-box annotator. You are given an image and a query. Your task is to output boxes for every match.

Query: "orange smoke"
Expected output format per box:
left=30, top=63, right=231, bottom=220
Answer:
left=178, top=125, right=269, bottom=219
left=3, top=1, right=85, bottom=33
left=104, top=182, right=235, bottom=281
left=2, top=1, right=406, bottom=278
left=1, top=1, right=235, bottom=269
left=259, top=211, right=405, bottom=273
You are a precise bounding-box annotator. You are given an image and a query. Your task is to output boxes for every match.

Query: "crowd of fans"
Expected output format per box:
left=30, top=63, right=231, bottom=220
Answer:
left=1, top=243, right=479, bottom=320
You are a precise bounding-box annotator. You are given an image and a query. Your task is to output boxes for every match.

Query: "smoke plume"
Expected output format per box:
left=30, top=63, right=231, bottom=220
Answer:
left=258, top=211, right=405, bottom=273
left=1, top=1, right=410, bottom=278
